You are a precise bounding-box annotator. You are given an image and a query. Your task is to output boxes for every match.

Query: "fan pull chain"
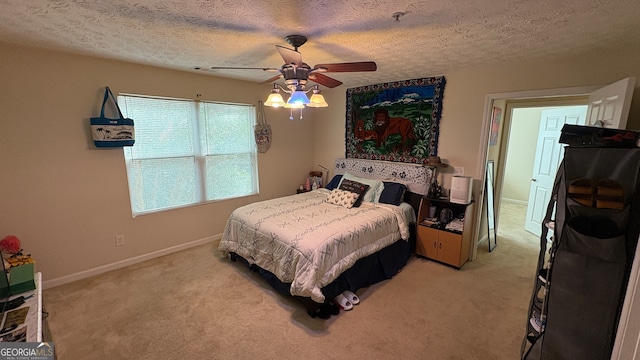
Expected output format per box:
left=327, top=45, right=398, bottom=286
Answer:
left=288, top=107, right=303, bottom=121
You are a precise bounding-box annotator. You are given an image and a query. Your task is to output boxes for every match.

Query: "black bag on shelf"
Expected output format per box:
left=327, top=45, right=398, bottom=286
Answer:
left=559, top=124, right=638, bottom=148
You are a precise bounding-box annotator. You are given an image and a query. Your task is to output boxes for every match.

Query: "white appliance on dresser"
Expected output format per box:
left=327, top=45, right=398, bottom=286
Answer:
left=450, top=175, right=473, bottom=204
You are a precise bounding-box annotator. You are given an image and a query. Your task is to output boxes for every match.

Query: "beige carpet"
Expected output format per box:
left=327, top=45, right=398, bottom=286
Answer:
left=43, top=202, right=539, bottom=360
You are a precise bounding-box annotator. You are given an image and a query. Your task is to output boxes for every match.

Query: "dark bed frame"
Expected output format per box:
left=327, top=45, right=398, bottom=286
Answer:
left=227, top=190, right=422, bottom=318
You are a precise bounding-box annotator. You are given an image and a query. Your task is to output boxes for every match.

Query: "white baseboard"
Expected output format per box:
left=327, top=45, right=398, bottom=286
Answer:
left=477, top=234, right=488, bottom=246
left=43, top=235, right=220, bottom=290
left=501, top=198, right=528, bottom=206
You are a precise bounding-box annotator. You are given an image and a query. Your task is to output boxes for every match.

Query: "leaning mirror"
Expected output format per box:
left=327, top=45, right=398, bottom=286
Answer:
left=486, top=160, right=497, bottom=251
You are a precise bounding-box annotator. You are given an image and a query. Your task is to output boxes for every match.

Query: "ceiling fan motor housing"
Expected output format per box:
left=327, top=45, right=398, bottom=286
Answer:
left=281, top=64, right=310, bottom=87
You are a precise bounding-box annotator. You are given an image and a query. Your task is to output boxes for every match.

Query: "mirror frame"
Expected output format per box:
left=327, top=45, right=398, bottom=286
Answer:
left=486, top=160, right=497, bottom=251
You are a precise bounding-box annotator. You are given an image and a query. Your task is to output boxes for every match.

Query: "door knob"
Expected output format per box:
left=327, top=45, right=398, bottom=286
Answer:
left=531, top=178, right=537, bottom=182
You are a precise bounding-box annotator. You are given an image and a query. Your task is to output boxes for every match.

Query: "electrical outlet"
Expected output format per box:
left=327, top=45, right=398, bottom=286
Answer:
left=115, top=235, right=125, bottom=246
left=453, top=166, right=465, bottom=176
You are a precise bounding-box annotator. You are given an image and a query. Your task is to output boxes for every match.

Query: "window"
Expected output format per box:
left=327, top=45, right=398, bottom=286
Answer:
left=118, top=95, right=258, bottom=216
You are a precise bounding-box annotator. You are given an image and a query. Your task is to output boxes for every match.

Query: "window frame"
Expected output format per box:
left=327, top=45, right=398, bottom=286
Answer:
left=118, top=93, right=259, bottom=217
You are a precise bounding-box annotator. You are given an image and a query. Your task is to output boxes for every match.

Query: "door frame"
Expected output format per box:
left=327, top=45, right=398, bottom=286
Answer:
left=472, top=84, right=599, bottom=260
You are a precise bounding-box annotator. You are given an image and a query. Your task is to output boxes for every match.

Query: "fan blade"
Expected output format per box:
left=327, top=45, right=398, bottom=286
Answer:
left=276, top=45, right=303, bottom=67
left=208, top=66, right=279, bottom=71
left=259, top=74, right=283, bottom=84
left=309, top=73, right=343, bottom=88
left=313, top=61, right=377, bottom=73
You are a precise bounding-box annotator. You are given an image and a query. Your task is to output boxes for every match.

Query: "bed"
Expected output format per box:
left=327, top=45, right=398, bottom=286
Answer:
left=218, top=158, right=434, bottom=316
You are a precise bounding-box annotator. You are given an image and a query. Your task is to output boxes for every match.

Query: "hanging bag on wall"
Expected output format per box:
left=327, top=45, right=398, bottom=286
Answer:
left=90, top=87, right=135, bottom=148
left=254, top=100, right=272, bottom=153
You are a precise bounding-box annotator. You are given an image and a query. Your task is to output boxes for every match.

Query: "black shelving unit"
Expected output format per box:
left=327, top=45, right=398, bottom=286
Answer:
left=521, top=147, right=640, bottom=360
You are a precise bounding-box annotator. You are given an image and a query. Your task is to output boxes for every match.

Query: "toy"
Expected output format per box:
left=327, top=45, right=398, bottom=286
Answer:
left=0, top=235, right=20, bottom=254
left=0, top=235, right=34, bottom=268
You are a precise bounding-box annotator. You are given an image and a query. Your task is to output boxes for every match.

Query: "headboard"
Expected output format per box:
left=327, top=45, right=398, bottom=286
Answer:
left=333, top=158, right=435, bottom=195
left=333, top=158, right=435, bottom=216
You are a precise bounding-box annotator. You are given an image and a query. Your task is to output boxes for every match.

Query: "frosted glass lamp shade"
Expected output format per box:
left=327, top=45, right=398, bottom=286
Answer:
left=287, top=90, right=310, bottom=106
left=264, top=93, right=286, bottom=107
left=307, top=93, right=328, bottom=107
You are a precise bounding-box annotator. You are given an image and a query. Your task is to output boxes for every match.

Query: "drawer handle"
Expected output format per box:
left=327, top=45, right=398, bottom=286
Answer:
left=433, top=241, right=437, bottom=248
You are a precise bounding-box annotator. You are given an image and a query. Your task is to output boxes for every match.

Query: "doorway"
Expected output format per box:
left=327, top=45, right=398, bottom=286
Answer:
left=470, top=77, right=635, bottom=260
left=500, top=103, right=588, bottom=240
left=473, top=78, right=635, bottom=259
left=471, top=85, right=598, bottom=260
left=480, top=96, right=590, bottom=251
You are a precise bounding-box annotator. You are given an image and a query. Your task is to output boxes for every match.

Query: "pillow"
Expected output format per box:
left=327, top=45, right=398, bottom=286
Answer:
left=379, top=182, right=407, bottom=206
left=338, top=179, right=370, bottom=207
left=325, top=174, right=343, bottom=190
left=337, top=172, right=385, bottom=203
left=326, top=189, right=360, bottom=208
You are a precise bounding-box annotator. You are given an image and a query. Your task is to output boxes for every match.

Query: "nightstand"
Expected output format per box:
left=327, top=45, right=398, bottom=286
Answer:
left=415, top=198, right=474, bottom=268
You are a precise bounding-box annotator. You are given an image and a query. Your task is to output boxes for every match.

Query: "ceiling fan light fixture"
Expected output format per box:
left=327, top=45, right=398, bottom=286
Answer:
left=307, top=86, right=328, bottom=108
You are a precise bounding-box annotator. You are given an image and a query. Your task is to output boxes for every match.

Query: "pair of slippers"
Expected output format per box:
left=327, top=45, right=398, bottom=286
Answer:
left=333, top=290, right=360, bottom=311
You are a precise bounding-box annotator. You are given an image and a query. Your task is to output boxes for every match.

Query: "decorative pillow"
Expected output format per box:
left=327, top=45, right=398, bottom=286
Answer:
left=325, top=174, right=343, bottom=190
left=338, top=179, right=370, bottom=207
left=326, top=189, right=360, bottom=208
left=379, top=182, right=407, bottom=206
left=337, top=172, right=385, bottom=203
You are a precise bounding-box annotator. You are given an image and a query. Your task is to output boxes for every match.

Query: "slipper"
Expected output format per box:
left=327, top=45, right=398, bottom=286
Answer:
left=325, top=302, right=340, bottom=316
left=341, top=290, right=360, bottom=305
left=333, top=294, right=353, bottom=311
left=308, top=306, right=331, bottom=319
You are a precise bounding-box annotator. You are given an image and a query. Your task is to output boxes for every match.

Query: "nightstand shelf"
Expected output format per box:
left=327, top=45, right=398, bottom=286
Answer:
left=415, top=198, right=474, bottom=268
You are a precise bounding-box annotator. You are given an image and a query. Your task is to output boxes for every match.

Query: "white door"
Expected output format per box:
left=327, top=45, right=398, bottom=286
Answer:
left=586, top=77, right=636, bottom=129
left=524, top=106, right=587, bottom=236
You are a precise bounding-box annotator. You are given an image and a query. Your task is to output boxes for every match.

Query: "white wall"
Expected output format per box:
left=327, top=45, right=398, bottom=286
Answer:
left=502, top=108, right=544, bottom=203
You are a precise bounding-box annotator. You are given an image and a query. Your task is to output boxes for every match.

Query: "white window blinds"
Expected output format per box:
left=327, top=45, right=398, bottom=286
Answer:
left=119, top=95, right=258, bottom=216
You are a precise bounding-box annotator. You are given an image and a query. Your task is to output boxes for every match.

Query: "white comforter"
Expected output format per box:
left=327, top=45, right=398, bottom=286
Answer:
left=218, top=188, right=410, bottom=303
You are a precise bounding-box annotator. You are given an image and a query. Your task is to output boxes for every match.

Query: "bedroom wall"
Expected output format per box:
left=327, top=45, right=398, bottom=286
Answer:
left=502, top=108, right=544, bottom=203
left=0, top=41, right=316, bottom=285
left=314, top=44, right=640, bottom=250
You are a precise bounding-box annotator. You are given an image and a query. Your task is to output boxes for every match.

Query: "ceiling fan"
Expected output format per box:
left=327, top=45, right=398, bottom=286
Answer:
left=205, top=35, right=377, bottom=89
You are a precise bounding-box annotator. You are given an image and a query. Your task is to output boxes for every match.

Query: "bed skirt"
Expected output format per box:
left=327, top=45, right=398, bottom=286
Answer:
left=229, top=226, right=415, bottom=315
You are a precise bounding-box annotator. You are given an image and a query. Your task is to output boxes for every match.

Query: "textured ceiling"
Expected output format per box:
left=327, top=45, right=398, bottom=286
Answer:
left=1, top=0, right=640, bottom=88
